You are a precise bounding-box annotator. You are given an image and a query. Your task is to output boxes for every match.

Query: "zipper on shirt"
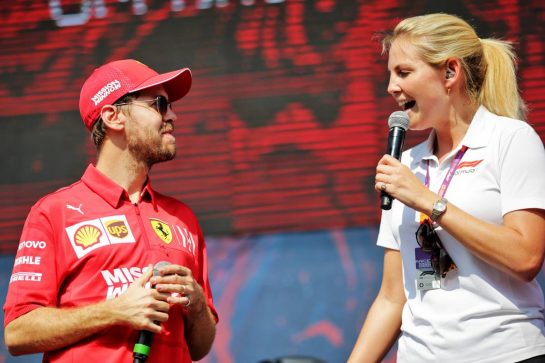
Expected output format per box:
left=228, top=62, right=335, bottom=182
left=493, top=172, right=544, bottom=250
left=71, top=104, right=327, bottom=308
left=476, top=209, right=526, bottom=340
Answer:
left=133, top=203, right=152, bottom=250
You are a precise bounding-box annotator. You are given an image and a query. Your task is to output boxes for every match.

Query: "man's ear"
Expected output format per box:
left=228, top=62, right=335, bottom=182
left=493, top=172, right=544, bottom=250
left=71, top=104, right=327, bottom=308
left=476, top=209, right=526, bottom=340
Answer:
left=100, top=104, right=125, bottom=131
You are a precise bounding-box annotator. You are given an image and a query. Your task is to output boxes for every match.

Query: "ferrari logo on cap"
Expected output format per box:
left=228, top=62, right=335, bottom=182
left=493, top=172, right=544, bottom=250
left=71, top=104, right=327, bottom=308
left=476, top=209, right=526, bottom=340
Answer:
left=150, top=218, right=172, bottom=244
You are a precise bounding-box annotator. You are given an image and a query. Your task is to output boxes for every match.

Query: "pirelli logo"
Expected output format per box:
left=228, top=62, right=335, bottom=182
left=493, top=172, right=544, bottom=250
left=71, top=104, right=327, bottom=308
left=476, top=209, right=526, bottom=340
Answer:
left=65, top=215, right=135, bottom=259
left=10, top=272, right=42, bottom=283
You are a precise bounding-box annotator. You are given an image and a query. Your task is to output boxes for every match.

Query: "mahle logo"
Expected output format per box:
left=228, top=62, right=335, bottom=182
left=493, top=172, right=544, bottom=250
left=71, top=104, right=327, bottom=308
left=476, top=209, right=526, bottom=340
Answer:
left=105, top=220, right=129, bottom=238
left=74, top=225, right=102, bottom=249
left=150, top=218, right=172, bottom=244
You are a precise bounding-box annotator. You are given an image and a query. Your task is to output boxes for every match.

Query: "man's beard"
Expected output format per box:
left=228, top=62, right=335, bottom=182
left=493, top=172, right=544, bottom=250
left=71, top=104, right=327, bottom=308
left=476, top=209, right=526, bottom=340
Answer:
left=127, top=127, right=176, bottom=167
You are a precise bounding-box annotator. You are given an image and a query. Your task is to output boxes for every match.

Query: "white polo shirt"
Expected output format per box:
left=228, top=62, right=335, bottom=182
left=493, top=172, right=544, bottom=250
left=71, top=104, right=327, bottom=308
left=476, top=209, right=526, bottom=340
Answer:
left=377, top=106, right=545, bottom=363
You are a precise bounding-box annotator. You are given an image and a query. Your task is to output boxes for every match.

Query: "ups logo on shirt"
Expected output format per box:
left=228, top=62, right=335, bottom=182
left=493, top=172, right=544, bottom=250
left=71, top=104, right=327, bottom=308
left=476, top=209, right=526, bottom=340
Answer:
left=105, top=220, right=129, bottom=238
left=150, top=218, right=172, bottom=244
left=65, top=215, right=135, bottom=259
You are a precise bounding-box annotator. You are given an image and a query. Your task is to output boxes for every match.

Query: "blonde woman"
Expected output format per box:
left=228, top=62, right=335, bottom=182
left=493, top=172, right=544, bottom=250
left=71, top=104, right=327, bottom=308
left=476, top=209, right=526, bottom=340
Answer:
left=349, top=13, right=545, bottom=363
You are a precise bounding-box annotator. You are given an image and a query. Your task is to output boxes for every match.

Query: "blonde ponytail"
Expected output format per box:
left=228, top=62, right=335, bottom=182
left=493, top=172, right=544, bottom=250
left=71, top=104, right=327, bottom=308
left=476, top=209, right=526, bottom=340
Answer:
left=479, top=38, right=526, bottom=120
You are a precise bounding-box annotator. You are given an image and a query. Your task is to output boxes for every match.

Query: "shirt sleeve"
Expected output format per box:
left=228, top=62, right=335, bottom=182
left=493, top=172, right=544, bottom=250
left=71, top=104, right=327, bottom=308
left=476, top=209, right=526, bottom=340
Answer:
left=195, top=224, right=218, bottom=323
left=499, top=124, right=545, bottom=215
left=376, top=208, right=399, bottom=250
left=3, top=205, right=60, bottom=327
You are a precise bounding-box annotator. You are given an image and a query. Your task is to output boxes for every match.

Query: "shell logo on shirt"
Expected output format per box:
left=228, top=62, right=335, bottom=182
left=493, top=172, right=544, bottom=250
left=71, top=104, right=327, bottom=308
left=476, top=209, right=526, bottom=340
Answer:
left=65, top=215, right=136, bottom=258
left=150, top=218, right=172, bottom=244
left=74, top=225, right=102, bottom=249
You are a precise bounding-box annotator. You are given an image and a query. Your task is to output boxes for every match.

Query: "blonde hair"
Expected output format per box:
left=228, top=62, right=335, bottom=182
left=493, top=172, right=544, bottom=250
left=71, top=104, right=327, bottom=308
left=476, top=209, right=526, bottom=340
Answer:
left=382, top=13, right=526, bottom=120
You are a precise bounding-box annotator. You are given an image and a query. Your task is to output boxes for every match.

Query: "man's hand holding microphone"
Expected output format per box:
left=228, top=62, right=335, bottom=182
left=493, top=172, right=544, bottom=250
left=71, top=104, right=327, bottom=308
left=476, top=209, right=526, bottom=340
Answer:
left=102, top=261, right=206, bottom=362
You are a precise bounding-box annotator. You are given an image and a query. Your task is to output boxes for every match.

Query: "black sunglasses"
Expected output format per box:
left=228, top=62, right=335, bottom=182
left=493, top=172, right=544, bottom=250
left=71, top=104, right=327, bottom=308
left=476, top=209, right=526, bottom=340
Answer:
left=117, top=95, right=171, bottom=116
left=415, top=219, right=455, bottom=277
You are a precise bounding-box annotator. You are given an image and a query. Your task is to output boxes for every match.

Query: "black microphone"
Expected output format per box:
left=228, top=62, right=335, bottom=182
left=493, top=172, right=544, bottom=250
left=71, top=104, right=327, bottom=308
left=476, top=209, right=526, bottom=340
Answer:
left=133, top=261, right=171, bottom=363
left=381, top=111, right=410, bottom=210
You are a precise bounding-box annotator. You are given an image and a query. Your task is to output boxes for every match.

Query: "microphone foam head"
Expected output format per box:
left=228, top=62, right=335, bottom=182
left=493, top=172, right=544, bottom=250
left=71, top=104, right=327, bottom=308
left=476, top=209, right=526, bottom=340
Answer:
left=388, top=111, right=410, bottom=130
left=153, top=261, right=171, bottom=276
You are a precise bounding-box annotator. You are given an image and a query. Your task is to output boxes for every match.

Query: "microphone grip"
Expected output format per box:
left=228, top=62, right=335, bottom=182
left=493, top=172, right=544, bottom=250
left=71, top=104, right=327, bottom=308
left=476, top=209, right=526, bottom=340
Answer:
left=133, top=261, right=170, bottom=363
left=134, top=330, right=154, bottom=363
left=381, top=191, right=393, bottom=210
left=387, top=127, right=406, bottom=160
left=380, top=126, right=406, bottom=210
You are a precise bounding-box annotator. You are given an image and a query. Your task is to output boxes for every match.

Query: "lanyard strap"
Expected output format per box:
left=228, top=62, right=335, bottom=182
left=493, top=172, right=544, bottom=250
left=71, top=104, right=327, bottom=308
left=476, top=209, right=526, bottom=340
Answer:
left=420, top=145, right=468, bottom=222
left=425, top=145, right=468, bottom=195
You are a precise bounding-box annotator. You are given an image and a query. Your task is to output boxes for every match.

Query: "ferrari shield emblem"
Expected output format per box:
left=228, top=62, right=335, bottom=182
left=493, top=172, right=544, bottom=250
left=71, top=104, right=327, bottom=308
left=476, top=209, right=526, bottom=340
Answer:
left=150, top=218, right=172, bottom=244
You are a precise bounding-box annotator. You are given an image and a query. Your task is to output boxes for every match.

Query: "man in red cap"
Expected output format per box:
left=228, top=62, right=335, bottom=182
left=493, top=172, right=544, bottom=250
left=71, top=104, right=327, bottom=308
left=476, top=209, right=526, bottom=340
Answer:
left=3, top=59, right=218, bottom=363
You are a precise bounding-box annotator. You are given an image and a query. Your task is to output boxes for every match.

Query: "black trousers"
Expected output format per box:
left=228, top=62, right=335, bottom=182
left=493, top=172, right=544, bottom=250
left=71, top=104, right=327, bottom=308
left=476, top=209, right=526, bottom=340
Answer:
left=517, top=354, right=545, bottom=363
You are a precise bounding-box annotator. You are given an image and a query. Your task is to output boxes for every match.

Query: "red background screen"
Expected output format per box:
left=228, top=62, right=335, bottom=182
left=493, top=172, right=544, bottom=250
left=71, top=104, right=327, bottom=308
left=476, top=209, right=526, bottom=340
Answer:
left=1, top=0, right=544, bottom=251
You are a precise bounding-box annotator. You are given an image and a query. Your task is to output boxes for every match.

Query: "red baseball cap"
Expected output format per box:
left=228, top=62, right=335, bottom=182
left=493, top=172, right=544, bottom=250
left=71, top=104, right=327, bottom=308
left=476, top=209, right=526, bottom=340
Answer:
left=79, top=59, right=192, bottom=131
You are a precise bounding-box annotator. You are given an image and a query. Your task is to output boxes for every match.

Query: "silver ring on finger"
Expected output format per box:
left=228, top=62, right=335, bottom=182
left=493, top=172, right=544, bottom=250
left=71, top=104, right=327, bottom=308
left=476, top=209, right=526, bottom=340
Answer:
left=380, top=182, right=387, bottom=192
left=185, top=295, right=191, bottom=308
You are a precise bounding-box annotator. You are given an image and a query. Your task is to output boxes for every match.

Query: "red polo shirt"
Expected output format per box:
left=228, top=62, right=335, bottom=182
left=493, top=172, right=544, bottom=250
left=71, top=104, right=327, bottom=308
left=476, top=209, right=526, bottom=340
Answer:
left=4, top=164, right=218, bottom=363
